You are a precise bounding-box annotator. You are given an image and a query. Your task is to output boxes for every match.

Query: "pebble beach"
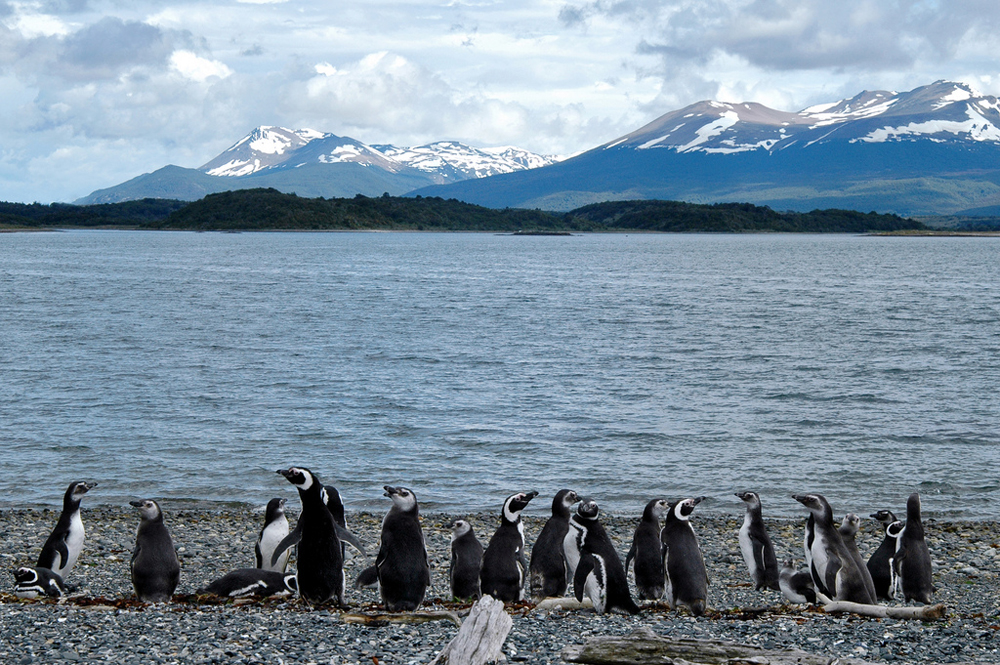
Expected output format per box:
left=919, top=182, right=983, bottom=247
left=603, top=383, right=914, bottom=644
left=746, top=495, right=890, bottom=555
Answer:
left=1, top=505, right=998, bottom=665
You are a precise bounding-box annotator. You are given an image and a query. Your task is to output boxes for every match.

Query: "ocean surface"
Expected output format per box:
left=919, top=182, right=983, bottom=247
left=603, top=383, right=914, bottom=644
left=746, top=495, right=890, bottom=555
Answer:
left=1, top=230, right=998, bottom=520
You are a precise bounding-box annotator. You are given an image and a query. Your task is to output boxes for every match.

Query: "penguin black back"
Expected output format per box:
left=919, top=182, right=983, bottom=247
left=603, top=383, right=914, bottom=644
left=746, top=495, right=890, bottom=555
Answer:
left=358, top=485, right=430, bottom=611
left=895, top=492, right=933, bottom=604
left=481, top=490, right=538, bottom=602
left=528, top=489, right=579, bottom=600
left=277, top=467, right=344, bottom=606
left=839, top=513, right=877, bottom=602
left=130, top=499, right=180, bottom=603
left=866, top=509, right=898, bottom=601
left=37, top=481, right=95, bottom=579
left=449, top=520, right=483, bottom=601
left=625, top=498, right=668, bottom=601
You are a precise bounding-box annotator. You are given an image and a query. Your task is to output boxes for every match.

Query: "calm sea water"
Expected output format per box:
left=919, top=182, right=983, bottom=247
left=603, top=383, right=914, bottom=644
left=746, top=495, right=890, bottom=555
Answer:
left=1, top=230, right=997, bottom=520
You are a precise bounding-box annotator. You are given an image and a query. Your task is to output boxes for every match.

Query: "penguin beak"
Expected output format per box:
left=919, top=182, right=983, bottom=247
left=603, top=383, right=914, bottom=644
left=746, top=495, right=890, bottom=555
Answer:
left=82, top=482, right=96, bottom=492
left=693, top=496, right=705, bottom=505
left=791, top=494, right=807, bottom=504
left=276, top=469, right=291, bottom=478
left=129, top=500, right=143, bottom=508
left=383, top=486, right=397, bottom=497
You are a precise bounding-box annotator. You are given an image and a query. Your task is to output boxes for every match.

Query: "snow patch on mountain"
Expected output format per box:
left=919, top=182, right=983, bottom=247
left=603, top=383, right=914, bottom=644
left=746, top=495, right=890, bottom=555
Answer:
left=859, top=106, right=1000, bottom=143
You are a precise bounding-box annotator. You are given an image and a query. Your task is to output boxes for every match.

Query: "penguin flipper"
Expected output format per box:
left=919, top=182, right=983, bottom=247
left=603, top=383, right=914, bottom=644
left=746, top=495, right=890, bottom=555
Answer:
left=355, top=564, right=379, bottom=589
left=254, top=542, right=264, bottom=569
left=39, top=537, right=70, bottom=572
left=624, top=540, right=636, bottom=574
left=270, top=528, right=301, bottom=568
left=334, top=524, right=368, bottom=558
left=573, top=554, right=596, bottom=604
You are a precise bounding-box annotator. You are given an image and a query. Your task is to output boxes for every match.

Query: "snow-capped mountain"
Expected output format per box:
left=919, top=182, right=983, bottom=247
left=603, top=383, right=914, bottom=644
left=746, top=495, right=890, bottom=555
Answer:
left=412, top=81, right=1000, bottom=215
left=608, top=80, right=1000, bottom=155
left=199, top=127, right=558, bottom=184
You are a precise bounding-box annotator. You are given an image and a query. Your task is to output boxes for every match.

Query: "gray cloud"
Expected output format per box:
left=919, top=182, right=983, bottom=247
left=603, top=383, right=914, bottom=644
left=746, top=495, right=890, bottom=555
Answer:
left=55, top=18, right=176, bottom=80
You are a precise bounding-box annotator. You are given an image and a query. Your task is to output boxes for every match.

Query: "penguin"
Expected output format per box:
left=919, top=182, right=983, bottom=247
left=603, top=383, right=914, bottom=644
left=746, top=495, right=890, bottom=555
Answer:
left=256, top=498, right=290, bottom=572
left=480, top=490, right=538, bottom=602
left=735, top=491, right=780, bottom=591
left=778, top=558, right=817, bottom=605
left=37, top=481, right=96, bottom=580
left=129, top=499, right=180, bottom=603
left=892, top=492, right=934, bottom=604
left=449, top=520, right=483, bottom=601
left=866, top=509, right=899, bottom=601
left=197, top=569, right=298, bottom=599
left=792, top=494, right=874, bottom=604
left=276, top=467, right=344, bottom=606
left=270, top=484, right=367, bottom=569
left=884, top=520, right=906, bottom=599
left=355, top=486, right=430, bottom=611
left=13, top=566, right=73, bottom=599
left=624, top=498, right=669, bottom=601
left=660, top=497, right=709, bottom=616
left=566, top=496, right=639, bottom=614
left=839, top=512, right=878, bottom=603
left=563, top=495, right=599, bottom=587
left=528, top=489, right=580, bottom=601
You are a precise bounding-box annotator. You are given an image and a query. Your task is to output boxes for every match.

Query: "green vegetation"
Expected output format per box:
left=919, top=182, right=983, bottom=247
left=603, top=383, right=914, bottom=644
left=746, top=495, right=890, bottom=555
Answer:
left=1, top=188, right=927, bottom=233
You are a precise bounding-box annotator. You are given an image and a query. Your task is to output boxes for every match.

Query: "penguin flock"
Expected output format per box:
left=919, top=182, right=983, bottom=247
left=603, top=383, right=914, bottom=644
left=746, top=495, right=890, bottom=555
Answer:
left=11, top=475, right=935, bottom=616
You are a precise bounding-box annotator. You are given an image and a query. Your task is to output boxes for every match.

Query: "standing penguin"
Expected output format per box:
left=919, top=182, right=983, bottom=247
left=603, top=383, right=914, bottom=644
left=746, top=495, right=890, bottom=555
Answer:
left=481, top=491, right=538, bottom=602
left=778, top=558, right=817, bottom=605
left=129, top=499, right=180, bottom=603
left=792, top=494, right=874, bottom=604
left=270, top=484, right=367, bottom=569
left=256, top=498, right=290, bottom=572
left=625, top=498, right=669, bottom=601
left=277, top=467, right=344, bottom=606
left=449, top=520, right=483, bottom=601
left=839, top=513, right=878, bottom=602
left=37, top=481, right=96, bottom=580
left=564, top=496, right=598, bottom=586
left=564, top=497, right=639, bottom=614
left=528, top=489, right=580, bottom=601
left=735, top=491, right=779, bottom=591
left=661, top=497, right=709, bottom=616
left=356, top=486, right=430, bottom=611
left=866, top=509, right=899, bottom=601
left=892, top=492, right=934, bottom=604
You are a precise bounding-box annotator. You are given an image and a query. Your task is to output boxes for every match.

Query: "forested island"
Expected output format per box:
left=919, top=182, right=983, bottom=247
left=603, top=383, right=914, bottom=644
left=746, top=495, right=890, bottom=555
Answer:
left=2, top=188, right=927, bottom=233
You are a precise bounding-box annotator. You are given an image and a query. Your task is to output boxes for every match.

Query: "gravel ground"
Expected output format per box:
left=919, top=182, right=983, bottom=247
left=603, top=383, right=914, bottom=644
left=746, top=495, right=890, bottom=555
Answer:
left=1, top=504, right=998, bottom=664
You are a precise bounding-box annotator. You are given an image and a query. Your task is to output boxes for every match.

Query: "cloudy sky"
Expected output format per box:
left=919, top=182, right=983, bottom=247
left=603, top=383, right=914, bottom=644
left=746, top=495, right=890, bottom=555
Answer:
left=3, top=0, right=1000, bottom=203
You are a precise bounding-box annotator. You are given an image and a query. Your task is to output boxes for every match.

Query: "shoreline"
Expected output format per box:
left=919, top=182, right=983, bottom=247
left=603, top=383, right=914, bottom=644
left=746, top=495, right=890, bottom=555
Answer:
left=2, top=507, right=998, bottom=664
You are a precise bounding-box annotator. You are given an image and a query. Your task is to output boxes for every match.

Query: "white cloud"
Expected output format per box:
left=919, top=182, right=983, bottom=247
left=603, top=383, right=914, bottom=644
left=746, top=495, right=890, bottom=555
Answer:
left=169, top=50, right=233, bottom=82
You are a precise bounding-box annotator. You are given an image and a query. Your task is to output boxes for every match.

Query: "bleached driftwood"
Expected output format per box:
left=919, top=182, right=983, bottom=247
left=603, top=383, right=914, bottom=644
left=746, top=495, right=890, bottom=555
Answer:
left=341, top=609, right=462, bottom=626
left=563, top=627, right=876, bottom=665
left=429, top=595, right=512, bottom=665
left=533, top=596, right=594, bottom=612
left=821, top=600, right=947, bottom=620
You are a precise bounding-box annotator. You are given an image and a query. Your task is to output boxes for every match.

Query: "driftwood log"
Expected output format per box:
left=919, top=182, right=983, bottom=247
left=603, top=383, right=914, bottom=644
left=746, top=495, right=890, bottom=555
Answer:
left=563, top=627, right=876, bottom=665
left=341, top=610, right=462, bottom=626
left=821, top=600, right=947, bottom=620
left=429, top=595, right=513, bottom=665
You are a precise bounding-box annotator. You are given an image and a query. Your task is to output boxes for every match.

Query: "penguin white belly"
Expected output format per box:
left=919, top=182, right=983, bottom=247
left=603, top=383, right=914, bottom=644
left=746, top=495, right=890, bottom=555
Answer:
left=583, top=554, right=607, bottom=614
left=811, top=541, right=832, bottom=585
left=61, top=513, right=85, bottom=577
left=258, top=521, right=290, bottom=572
left=738, top=516, right=756, bottom=579
left=563, top=524, right=583, bottom=579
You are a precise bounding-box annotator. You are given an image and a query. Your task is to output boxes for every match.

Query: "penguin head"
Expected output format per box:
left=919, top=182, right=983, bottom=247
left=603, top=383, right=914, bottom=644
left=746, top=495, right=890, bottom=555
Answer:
left=14, top=567, right=39, bottom=585
left=576, top=497, right=600, bottom=520
left=384, top=486, right=418, bottom=513
left=870, top=509, right=897, bottom=525
left=671, top=496, right=704, bottom=521
left=839, top=513, right=861, bottom=537
left=129, top=499, right=163, bottom=522
left=791, top=494, right=832, bottom=520
left=885, top=520, right=905, bottom=539
left=264, top=497, right=286, bottom=520
left=68, top=481, right=96, bottom=501
left=552, top=489, right=581, bottom=516
left=643, top=498, right=670, bottom=521
left=277, top=467, right=317, bottom=491
left=451, top=520, right=473, bottom=540
left=906, top=492, right=922, bottom=520
left=501, top=491, right=538, bottom=523
left=781, top=557, right=797, bottom=571
left=735, top=491, right=761, bottom=509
